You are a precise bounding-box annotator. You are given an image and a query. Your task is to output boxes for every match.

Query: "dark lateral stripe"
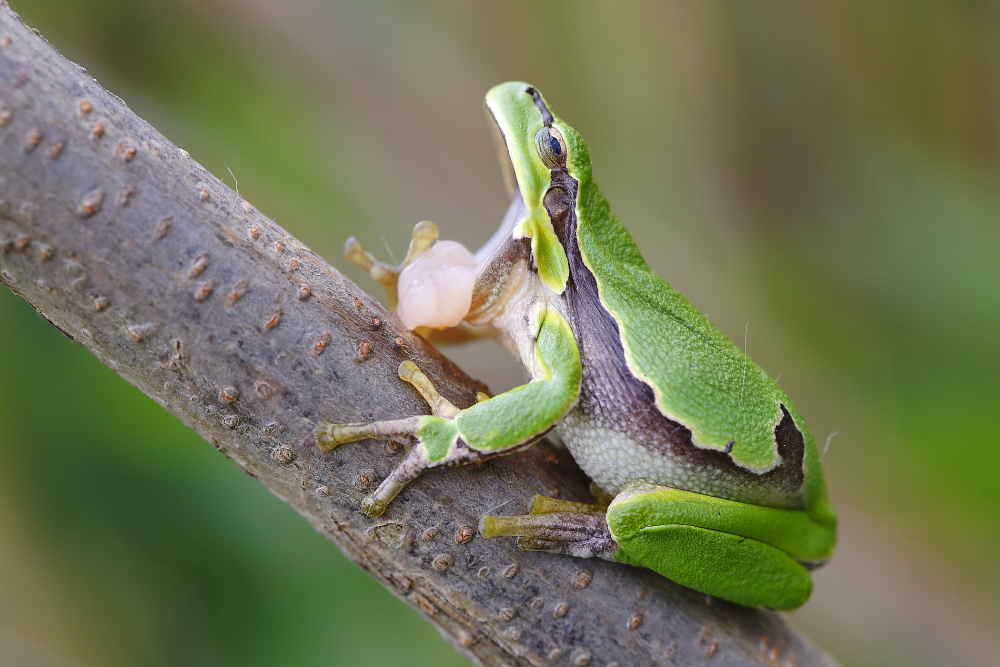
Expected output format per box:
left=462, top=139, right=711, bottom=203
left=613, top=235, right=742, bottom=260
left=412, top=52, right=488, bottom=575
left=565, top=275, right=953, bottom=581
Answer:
left=526, top=86, right=555, bottom=127
left=540, top=163, right=806, bottom=506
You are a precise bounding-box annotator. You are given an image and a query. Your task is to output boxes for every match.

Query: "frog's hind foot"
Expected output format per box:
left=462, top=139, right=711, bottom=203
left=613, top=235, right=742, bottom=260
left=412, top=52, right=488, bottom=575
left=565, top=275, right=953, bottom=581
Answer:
left=526, top=494, right=607, bottom=516
left=480, top=499, right=619, bottom=560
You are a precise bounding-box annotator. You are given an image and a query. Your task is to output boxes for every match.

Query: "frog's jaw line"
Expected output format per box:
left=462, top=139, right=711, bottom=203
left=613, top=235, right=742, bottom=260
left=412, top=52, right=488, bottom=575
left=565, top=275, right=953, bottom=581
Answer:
left=476, top=92, right=532, bottom=265
left=474, top=186, right=526, bottom=265
left=476, top=103, right=530, bottom=265
left=484, top=82, right=570, bottom=293
left=487, top=107, right=518, bottom=200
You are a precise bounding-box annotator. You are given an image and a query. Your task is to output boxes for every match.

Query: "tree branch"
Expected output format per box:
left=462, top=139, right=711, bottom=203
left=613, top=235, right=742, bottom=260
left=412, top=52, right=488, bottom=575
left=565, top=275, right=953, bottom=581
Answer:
left=0, top=6, right=838, bottom=666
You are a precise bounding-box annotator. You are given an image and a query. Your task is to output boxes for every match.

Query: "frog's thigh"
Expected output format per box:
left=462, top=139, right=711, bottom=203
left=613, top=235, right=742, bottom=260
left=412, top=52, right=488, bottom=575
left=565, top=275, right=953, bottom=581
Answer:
left=618, top=523, right=811, bottom=609
left=607, top=490, right=814, bottom=610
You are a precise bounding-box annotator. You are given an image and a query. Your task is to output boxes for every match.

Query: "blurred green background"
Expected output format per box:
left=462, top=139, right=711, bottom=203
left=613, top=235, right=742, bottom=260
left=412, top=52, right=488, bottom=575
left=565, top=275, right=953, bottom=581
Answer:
left=2, top=2, right=999, bottom=666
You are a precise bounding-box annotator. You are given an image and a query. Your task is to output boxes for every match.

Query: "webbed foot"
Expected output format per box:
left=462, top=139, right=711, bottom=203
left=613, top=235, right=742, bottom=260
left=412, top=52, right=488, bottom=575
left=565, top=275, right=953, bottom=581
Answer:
left=480, top=495, right=619, bottom=560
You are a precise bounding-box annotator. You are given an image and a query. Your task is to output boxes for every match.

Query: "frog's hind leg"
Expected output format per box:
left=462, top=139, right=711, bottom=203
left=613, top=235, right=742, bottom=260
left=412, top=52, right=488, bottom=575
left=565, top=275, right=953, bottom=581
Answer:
left=480, top=497, right=619, bottom=560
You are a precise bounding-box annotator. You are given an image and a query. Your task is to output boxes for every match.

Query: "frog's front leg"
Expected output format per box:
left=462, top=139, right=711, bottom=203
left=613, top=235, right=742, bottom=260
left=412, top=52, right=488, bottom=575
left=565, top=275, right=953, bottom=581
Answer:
left=482, top=481, right=837, bottom=610
left=315, top=306, right=583, bottom=517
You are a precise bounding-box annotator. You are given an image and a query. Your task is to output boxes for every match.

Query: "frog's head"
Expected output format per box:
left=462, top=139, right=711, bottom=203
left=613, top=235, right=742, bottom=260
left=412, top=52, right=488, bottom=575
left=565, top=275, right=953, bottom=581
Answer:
left=477, top=82, right=592, bottom=294
left=484, top=82, right=592, bottom=205
left=395, top=83, right=587, bottom=329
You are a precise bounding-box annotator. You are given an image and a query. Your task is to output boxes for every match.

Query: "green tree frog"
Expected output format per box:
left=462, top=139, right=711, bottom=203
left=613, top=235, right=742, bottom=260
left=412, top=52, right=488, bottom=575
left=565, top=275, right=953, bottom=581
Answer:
left=316, top=82, right=836, bottom=610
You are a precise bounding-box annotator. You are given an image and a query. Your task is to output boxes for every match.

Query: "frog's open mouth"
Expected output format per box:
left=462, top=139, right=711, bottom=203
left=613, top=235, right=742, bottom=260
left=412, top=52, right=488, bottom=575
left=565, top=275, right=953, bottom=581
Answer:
left=474, top=109, right=529, bottom=264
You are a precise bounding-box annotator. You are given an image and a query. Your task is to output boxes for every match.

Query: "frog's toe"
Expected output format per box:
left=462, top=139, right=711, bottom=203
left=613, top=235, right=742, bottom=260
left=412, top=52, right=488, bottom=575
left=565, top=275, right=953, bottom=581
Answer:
left=480, top=511, right=618, bottom=559
left=402, top=220, right=439, bottom=264
left=314, top=423, right=364, bottom=450
left=527, top=494, right=607, bottom=516
left=361, top=494, right=389, bottom=518
left=314, top=416, right=423, bottom=451
left=397, top=361, right=460, bottom=417
left=343, top=237, right=398, bottom=282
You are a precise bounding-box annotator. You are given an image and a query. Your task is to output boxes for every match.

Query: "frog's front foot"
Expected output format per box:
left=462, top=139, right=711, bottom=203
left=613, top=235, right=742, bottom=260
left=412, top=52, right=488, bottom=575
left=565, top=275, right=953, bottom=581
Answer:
left=344, top=221, right=439, bottom=308
left=314, top=411, right=427, bottom=518
left=314, top=417, right=423, bottom=451
left=315, top=361, right=460, bottom=455
left=480, top=495, right=619, bottom=560
left=314, top=360, right=479, bottom=518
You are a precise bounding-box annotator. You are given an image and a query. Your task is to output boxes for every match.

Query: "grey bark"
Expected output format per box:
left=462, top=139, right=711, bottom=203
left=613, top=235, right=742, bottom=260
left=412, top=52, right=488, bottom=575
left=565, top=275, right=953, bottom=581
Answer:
left=0, top=5, right=839, bottom=666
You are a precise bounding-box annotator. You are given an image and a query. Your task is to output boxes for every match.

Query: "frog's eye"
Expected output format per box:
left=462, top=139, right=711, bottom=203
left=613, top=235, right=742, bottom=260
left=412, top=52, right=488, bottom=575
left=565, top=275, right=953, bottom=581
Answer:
left=535, top=126, right=567, bottom=169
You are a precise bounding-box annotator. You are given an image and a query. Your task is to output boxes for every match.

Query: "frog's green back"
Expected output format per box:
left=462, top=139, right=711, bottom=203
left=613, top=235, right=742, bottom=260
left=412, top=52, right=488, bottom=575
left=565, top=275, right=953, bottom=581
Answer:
left=561, top=121, right=825, bottom=508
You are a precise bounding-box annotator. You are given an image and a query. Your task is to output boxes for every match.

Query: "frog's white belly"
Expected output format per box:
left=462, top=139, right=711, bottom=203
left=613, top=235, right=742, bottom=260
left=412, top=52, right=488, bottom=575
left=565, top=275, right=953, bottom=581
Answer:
left=556, top=410, right=693, bottom=496
left=557, top=408, right=782, bottom=507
